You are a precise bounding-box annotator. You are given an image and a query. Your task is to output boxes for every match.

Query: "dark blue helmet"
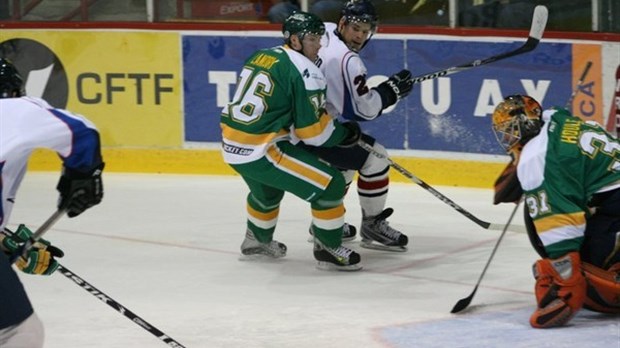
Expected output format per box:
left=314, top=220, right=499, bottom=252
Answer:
left=341, top=0, right=378, bottom=30
left=0, top=58, right=24, bottom=98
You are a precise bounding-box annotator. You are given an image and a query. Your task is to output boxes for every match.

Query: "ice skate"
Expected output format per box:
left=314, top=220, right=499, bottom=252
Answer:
left=307, top=223, right=357, bottom=242
left=313, top=238, right=362, bottom=271
left=240, top=229, right=287, bottom=258
left=360, top=208, right=408, bottom=252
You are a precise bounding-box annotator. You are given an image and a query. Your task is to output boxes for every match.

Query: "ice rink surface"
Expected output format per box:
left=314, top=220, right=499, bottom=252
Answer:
left=9, top=172, right=619, bottom=348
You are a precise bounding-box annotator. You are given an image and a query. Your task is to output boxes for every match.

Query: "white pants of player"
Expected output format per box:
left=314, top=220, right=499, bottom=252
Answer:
left=0, top=312, right=44, bottom=348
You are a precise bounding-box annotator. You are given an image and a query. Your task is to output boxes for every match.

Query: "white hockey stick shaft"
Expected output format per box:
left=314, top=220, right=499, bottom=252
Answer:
left=357, top=139, right=526, bottom=234
left=410, top=5, right=548, bottom=84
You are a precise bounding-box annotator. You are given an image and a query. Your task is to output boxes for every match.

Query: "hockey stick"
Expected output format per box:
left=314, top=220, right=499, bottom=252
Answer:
left=357, top=139, right=526, bottom=234
left=9, top=209, right=65, bottom=264
left=56, top=264, right=188, bottom=348
left=410, top=5, right=548, bottom=84
left=450, top=200, right=521, bottom=313
left=565, top=60, right=593, bottom=111
left=4, top=225, right=188, bottom=347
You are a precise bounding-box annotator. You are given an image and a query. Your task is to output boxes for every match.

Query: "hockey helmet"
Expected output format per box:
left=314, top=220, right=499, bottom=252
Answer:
left=341, top=0, right=378, bottom=30
left=492, top=95, right=543, bottom=151
left=283, top=11, right=326, bottom=42
left=0, top=58, right=25, bottom=99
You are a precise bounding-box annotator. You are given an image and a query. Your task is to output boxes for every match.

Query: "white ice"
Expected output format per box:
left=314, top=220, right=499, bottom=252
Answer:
left=10, top=172, right=619, bottom=348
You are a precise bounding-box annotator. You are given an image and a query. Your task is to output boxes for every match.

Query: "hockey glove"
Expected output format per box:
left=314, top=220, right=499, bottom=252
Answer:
left=374, top=69, right=414, bottom=109
left=57, top=163, right=105, bottom=218
left=493, top=162, right=523, bottom=205
left=529, top=252, right=586, bottom=328
left=338, top=121, right=362, bottom=148
left=1, top=225, right=64, bottom=275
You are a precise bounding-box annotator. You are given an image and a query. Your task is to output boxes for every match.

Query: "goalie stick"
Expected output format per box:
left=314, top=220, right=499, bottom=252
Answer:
left=409, top=5, right=548, bottom=85
left=357, top=139, right=526, bottom=234
left=450, top=201, right=521, bottom=314
left=450, top=60, right=596, bottom=314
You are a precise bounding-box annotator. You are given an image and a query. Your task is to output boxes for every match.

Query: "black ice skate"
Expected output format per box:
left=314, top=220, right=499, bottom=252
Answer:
left=313, top=238, right=362, bottom=271
left=240, top=229, right=287, bottom=258
left=360, top=208, right=408, bottom=252
left=307, top=223, right=357, bottom=243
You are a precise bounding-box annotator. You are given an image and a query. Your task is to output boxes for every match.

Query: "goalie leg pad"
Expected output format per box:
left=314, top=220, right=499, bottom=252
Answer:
left=529, top=252, right=586, bottom=328
left=582, top=262, right=620, bottom=313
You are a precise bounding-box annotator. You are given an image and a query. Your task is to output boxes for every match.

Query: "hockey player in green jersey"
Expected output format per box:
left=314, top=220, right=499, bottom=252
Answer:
left=220, top=11, right=363, bottom=271
left=492, top=95, right=620, bottom=328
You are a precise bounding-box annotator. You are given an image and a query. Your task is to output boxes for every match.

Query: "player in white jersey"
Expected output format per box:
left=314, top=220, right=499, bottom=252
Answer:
left=299, top=0, right=414, bottom=251
left=0, top=58, right=104, bottom=347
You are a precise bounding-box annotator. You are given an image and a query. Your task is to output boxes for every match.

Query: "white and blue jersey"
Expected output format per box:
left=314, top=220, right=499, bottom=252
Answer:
left=0, top=96, right=101, bottom=330
left=317, top=22, right=384, bottom=122
left=0, top=96, right=102, bottom=230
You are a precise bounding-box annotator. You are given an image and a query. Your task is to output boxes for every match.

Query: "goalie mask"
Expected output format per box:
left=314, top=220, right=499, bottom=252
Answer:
left=0, top=58, right=25, bottom=99
left=492, top=95, right=543, bottom=152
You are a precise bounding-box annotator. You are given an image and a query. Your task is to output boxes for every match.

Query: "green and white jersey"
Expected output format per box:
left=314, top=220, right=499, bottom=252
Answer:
left=220, top=45, right=348, bottom=164
left=518, top=108, right=620, bottom=258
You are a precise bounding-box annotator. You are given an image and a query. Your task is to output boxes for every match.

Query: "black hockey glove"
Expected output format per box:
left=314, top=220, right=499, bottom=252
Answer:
left=338, top=121, right=362, bottom=148
left=374, top=69, right=414, bottom=109
left=57, top=163, right=105, bottom=218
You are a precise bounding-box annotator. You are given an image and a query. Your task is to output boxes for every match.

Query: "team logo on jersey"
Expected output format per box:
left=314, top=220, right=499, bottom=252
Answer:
left=0, top=38, right=69, bottom=108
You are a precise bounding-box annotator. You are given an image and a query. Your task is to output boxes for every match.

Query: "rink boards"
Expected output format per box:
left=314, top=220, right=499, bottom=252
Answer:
left=1, top=28, right=618, bottom=187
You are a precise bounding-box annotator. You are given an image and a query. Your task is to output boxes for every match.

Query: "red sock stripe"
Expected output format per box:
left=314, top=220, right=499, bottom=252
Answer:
left=358, top=177, right=389, bottom=190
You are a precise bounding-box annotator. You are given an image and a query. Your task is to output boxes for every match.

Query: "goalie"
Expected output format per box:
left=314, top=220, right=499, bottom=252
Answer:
left=492, top=95, right=620, bottom=328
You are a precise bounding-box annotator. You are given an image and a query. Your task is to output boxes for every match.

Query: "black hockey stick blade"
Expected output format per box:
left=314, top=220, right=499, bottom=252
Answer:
left=451, top=284, right=479, bottom=314
left=410, top=5, right=548, bottom=84
left=450, top=202, right=521, bottom=314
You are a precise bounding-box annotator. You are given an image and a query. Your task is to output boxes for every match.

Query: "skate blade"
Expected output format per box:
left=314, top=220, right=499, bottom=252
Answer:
left=239, top=249, right=286, bottom=260
left=316, top=261, right=363, bottom=272
left=307, top=235, right=356, bottom=243
left=360, top=240, right=408, bottom=252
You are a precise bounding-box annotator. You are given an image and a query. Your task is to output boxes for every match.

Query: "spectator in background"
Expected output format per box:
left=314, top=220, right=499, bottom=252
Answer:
left=311, top=0, right=345, bottom=22
left=267, top=0, right=300, bottom=23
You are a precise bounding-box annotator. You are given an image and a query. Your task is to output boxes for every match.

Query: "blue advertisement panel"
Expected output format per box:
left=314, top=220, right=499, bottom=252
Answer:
left=357, top=39, right=572, bottom=154
left=182, top=34, right=573, bottom=155
left=183, top=35, right=281, bottom=142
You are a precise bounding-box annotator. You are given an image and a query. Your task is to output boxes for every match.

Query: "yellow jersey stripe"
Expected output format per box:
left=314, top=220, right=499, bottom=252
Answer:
left=535, top=212, right=586, bottom=234
left=221, top=123, right=287, bottom=145
left=294, top=113, right=333, bottom=140
left=266, top=145, right=332, bottom=189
